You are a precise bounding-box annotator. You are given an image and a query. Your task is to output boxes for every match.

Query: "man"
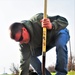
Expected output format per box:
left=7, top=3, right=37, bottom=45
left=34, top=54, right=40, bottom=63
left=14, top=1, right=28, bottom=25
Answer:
left=9, top=13, right=70, bottom=75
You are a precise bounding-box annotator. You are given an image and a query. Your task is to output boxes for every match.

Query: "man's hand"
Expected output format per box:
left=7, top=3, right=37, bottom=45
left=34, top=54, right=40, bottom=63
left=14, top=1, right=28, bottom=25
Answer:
left=41, top=18, right=52, bottom=29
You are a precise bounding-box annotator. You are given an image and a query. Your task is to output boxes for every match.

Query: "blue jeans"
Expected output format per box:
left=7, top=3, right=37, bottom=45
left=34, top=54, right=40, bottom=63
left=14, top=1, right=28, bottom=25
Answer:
left=30, top=29, right=70, bottom=75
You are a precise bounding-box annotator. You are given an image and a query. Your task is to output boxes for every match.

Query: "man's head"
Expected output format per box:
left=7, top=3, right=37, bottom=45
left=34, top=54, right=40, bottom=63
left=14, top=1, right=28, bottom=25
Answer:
left=9, top=22, right=30, bottom=44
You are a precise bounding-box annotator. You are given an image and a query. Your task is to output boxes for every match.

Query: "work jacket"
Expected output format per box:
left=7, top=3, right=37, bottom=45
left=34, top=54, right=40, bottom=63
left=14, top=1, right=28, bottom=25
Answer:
left=19, top=13, right=68, bottom=75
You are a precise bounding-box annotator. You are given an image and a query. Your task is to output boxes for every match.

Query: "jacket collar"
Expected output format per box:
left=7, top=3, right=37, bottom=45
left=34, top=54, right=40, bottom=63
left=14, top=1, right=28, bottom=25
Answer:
left=21, top=20, right=34, bottom=45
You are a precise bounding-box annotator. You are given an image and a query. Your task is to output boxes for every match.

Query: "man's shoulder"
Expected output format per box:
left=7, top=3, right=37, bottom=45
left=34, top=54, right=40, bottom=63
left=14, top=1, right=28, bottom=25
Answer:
left=30, top=13, right=43, bottom=19
left=30, top=13, right=43, bottom=20
left=30, top=13, right=43, bottom=25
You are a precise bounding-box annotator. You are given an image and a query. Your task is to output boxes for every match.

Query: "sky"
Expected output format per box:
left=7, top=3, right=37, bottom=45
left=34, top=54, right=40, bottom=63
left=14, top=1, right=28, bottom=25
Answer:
left=0, top=0, right=75, bottom=74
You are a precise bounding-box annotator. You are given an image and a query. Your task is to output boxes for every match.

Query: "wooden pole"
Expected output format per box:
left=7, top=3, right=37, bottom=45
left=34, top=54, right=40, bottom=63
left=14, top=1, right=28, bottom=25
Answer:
left=42, top=0, right=47, bottom=75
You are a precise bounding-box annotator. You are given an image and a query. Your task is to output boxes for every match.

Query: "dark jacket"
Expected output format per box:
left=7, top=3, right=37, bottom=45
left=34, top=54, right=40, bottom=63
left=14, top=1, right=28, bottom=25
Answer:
left=19, top=13, right=68, bottom=75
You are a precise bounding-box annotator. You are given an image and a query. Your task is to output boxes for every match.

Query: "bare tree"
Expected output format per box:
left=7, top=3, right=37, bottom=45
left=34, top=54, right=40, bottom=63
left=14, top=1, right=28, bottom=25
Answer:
left=9, top=63, right=37, bottom=75
left=68, top=56, right=75, bottom=71
left=9, top=63, right=19, bottom=75
left=47, top=65, right=55, bottom=72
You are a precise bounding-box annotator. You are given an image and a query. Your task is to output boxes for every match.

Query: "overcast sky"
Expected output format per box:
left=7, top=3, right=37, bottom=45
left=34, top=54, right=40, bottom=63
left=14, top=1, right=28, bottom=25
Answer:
left=0, top=0, right=75, bottom=74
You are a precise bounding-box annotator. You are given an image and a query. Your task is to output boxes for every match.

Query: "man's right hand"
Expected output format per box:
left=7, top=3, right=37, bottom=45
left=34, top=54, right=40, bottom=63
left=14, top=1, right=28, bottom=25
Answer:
left=40, top=18, right=52, bottom=29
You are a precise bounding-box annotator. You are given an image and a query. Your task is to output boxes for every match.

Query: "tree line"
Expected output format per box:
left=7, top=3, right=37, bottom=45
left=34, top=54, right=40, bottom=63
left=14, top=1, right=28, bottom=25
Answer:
left=9, top=56, right=75, bottom=75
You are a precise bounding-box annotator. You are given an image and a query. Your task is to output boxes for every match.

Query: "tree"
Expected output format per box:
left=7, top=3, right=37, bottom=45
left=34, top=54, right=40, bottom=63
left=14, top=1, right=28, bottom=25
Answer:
left=9, top=63, right=19, bottom=75
left=68, top=56, right=75, bottom=71
left=47, top=65, right=55, bottom=72
left=9, top=63, right=37, bottom=75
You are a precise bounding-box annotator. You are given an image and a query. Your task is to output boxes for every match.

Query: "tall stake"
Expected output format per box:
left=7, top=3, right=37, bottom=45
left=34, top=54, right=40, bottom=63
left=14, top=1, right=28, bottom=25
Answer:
left=42, top=0, right=47, bottom=75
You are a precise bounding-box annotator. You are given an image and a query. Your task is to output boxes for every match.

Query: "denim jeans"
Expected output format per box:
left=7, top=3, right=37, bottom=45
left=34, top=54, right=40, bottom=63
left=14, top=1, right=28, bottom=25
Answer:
left=30, top=29, right=70, bottom=75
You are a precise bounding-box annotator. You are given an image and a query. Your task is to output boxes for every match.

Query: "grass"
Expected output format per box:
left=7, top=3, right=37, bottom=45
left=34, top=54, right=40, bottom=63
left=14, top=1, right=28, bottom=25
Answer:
left=0, top=71, right=75, bottom=75
left=67, top=71, right=75, bottom=75
left=51, top=72, right=55, bottom=75
left=51, top=71, right=75, bottom=75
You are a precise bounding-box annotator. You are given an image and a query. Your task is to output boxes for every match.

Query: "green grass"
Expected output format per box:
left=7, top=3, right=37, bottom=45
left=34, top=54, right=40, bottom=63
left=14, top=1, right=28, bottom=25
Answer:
left=51, top=72, right=55, bottom=75
left=51, top=71, right=75, bottom=75
left=0, top=71, right=75, bottom=75
left=67, top=71, right=75, bottom=75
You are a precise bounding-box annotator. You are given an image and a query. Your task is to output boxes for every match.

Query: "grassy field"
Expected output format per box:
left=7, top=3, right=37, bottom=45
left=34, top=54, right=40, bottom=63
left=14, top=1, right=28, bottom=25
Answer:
left=67, top=71, right=75, bottom=75
left=0, top=71, right=75, bottom=75
left=51, top=71, right=75, bottom=75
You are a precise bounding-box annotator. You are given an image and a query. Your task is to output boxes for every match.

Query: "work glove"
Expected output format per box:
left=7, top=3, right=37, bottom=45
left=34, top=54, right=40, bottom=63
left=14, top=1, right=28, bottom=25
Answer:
left=41, top=18, right=52, bottom=29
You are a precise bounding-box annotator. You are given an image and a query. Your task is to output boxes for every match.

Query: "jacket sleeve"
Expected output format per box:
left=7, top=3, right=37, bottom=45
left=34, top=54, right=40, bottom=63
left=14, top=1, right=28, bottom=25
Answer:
left=19, top=44, right=31, bottom=75
left=48, top=15, right=68, bottom=31
left=30, top=13, right=68, bottom=31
